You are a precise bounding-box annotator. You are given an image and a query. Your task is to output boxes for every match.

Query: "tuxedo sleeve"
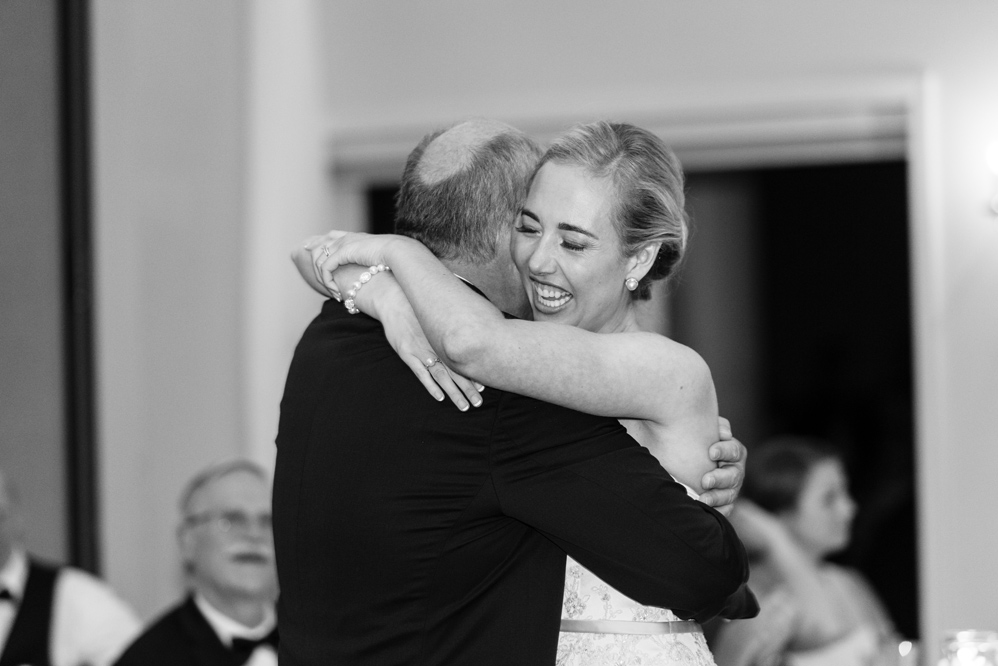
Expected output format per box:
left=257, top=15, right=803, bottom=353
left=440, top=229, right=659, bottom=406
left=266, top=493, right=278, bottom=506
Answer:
left=488, top=392, right=757, bottom=623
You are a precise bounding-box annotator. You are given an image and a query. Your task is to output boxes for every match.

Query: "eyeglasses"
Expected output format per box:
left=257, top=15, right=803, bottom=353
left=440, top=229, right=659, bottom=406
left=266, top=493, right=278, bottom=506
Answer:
left=184, top=511, right=272, bottom=534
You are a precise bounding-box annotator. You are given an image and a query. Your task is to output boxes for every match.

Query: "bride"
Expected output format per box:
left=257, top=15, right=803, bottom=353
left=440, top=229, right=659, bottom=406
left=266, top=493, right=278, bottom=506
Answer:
left=297, top=121, right=754, bottom=665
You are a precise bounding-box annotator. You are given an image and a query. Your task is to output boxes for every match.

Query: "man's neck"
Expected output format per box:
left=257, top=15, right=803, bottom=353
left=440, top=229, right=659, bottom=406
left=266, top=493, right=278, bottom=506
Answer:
left=196, top=586, right=270, bottom=628
left=442, top=258, right=528, bottom=317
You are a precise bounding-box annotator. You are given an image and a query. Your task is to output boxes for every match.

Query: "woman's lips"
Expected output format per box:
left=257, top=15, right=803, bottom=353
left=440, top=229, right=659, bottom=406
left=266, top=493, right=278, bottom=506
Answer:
left=530, top=279, right=572, bottom=311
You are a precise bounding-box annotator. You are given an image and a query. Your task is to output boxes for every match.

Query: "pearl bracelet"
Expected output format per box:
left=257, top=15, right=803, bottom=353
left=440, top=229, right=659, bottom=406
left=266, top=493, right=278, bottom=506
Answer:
left=344, top=264, right=390, bottom=314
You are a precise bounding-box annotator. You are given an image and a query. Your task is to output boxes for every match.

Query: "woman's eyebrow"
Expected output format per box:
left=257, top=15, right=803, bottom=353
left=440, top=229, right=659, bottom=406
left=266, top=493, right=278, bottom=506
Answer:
left=557, top=222, right=598, bottom=240
left=520, top=208, right=599, bottom=240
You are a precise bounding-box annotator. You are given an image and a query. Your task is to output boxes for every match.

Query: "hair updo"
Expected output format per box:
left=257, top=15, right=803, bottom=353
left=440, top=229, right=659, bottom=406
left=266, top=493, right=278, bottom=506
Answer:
left=537, top=121, right=689, bottom=300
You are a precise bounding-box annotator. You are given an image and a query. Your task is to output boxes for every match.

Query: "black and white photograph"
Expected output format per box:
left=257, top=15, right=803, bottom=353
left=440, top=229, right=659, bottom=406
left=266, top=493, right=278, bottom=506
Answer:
left=2, top=2, right=997, bottom=665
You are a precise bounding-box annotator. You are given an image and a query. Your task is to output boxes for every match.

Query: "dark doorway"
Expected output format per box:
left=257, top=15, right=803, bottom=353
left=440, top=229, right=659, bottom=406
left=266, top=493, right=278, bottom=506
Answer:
left=367, top=184, right=400, bottom=235
left=677, top=161, right=918, bottom=639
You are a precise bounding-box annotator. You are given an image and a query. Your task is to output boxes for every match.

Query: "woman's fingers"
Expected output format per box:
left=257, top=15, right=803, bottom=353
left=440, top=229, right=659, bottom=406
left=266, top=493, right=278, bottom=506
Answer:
left=406, top=354, right=484, bottom=412
left=717, top=416, right=732, bottom=440
left=311, top=240, right=334, bottom=288
left=425, top=358, right=478, bottom=412
left=700, top=487, right=738, bottom=516
left=447, top=368, right=485, bottom=410
left=402, top=355, right=446, bottom=403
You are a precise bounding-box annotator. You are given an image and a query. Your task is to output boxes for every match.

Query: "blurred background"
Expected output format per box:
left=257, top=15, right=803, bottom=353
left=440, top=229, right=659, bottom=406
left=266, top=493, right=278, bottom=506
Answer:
left=2, top=0, right=997, bottom=649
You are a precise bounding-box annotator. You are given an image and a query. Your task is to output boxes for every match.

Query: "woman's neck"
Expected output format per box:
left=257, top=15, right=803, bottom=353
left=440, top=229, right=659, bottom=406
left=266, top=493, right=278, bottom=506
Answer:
left=597, top=304, right=642, bottom=334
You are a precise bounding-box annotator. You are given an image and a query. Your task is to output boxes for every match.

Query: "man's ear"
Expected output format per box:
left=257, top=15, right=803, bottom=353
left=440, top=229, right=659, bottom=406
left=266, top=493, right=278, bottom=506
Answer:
left=178, top=523, right=196, bottom=571
left=625, top=242, right=661, bottom=283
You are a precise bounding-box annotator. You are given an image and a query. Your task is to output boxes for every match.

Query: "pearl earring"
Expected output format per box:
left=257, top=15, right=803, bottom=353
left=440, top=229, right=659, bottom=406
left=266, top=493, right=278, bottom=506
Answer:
left=624, top=277, right=639, bottom=291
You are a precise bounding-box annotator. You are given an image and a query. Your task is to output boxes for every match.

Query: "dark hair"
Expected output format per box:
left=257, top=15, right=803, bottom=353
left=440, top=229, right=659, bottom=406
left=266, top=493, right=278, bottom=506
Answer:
left=395, top=120, right=543, bottom=263
left=742, top=436, right=843, bottom=514
left=537, top=121, right=688, bottom=300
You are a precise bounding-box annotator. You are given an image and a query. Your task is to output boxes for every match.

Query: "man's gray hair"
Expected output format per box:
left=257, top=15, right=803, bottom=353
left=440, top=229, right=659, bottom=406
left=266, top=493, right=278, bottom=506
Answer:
left=178, top=459, right=268, bottom=517
left=394, top=119, right=543, bottom=263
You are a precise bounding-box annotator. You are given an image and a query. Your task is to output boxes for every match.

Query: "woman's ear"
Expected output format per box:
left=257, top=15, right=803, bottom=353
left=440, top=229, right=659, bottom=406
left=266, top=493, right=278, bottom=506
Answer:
left=626, top=242, right=662, bottom=282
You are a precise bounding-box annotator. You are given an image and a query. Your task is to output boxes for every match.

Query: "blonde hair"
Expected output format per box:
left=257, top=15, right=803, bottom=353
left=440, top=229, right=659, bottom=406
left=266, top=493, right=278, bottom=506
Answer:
left=538, top=121, right=688, bottom=299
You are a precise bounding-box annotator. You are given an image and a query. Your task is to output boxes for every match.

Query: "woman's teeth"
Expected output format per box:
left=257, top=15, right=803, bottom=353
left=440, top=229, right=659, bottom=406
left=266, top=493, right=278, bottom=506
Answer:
left=534, top=283, right=572, bottom=308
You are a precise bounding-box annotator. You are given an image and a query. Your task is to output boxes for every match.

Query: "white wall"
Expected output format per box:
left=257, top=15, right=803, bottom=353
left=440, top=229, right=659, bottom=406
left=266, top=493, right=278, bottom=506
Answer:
left=92, top=0, right=250, bottom=618
left=92, top=0, right=330, bottom=619
left=93, top=0, right=998, bottom=641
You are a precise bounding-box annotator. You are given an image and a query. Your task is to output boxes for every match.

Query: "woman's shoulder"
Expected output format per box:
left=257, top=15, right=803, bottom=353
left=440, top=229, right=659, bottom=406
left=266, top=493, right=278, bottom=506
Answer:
left=822, top=564, right=875, bottom=594
left=640, top=335, right=715, bottom=416
left=821, top=564, right=895, bottom=631
left=616, top=329, right=710, bottom=385
left=826, top=566, right=889, bottom=603
left=748, top=559, right=795, bottom=598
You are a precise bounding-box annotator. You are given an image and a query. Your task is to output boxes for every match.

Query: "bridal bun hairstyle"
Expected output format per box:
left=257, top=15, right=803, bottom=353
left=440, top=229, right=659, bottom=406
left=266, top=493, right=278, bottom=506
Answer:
left=536, top=121, right=689, bottom=300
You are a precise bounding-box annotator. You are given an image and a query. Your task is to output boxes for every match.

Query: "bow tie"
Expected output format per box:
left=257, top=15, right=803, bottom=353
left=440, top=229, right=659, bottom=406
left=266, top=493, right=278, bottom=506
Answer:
left=231, top=628, right=278, bottom=658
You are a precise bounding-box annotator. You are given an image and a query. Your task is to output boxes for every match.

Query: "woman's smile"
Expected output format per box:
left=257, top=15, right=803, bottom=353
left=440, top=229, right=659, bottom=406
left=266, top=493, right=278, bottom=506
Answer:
left=529, top=278, right=573, bottom=312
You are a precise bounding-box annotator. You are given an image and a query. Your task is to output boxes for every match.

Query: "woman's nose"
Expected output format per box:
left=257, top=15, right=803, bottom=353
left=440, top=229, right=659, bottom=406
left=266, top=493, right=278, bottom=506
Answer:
left=527, top=238, right=556, bottom=275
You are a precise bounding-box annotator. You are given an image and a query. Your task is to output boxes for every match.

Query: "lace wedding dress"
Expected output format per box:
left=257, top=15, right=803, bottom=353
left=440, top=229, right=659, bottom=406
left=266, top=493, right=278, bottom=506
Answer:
left=556, top=556, right=717, bottom=666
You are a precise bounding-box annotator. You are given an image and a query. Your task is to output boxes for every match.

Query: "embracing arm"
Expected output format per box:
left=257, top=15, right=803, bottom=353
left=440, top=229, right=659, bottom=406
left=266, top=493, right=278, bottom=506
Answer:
left=292, top=239, right=485, bottom=410
left=493, top=394, right=757, bottom=622
left=317, top=232, right=719, bottom=491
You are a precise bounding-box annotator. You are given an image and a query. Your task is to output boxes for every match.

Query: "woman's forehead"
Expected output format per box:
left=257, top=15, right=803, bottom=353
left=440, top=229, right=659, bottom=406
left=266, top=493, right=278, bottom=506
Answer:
left=526, top=163, right=617, bottom=232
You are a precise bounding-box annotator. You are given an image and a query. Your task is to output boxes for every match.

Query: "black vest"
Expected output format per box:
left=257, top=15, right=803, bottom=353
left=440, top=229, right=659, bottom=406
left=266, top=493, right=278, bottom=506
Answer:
left=0, top=559, right=58, bottom=666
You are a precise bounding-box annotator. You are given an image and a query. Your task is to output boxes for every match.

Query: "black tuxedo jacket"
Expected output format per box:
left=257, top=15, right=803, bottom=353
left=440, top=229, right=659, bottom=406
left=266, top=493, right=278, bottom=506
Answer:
left=113, top=596, right=247, bottom=666
left=274, top=298, right=755, bottom=666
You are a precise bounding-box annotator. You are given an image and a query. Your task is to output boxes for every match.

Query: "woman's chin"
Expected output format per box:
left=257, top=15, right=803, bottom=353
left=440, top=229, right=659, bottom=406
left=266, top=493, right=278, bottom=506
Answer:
left=531, top=298, right=574, bottom=320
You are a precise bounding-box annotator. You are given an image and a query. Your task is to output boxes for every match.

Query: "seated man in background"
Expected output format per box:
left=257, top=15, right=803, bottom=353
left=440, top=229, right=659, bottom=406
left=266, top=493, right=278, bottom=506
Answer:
left=115, top=459, right=278, bottom=666
left=0, top=466, right=140, bottom=666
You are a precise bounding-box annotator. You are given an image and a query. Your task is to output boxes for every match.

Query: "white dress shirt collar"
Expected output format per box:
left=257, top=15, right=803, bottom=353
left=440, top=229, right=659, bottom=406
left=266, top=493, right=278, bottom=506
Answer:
left=193, top=593, right=275, bottom=648
left=0, top=548, right=28, bottom=601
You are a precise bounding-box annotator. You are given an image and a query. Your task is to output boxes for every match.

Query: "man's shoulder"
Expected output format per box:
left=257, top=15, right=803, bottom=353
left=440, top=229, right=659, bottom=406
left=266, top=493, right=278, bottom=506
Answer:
left=114, top=598, right=198, bottom=665
left=488, top=386, right=631, bottom=461
left=56, top=564, right=127, bottom=599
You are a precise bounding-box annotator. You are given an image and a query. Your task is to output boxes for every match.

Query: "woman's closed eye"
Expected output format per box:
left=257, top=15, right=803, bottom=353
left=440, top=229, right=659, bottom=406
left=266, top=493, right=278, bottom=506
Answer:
left=560, top=237, right=589, bottom=252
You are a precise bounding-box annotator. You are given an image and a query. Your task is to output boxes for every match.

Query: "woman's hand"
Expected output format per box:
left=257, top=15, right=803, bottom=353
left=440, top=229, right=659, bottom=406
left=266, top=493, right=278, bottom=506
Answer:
left=304, top=231, right=404, bottom=296
left=294, top=235, right=339, bottom=298
left=300, top=230, right=484, bottom=411
left=700, top=417, right=745, bottom=514
left=379, top=295, right=485, bottom=412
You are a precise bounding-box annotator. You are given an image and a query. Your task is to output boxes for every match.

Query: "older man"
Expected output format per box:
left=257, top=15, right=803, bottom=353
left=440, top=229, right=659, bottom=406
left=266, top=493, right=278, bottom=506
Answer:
left=0, top=466, right=140, bottom=666
left=115, top=460, right=278, bottom=666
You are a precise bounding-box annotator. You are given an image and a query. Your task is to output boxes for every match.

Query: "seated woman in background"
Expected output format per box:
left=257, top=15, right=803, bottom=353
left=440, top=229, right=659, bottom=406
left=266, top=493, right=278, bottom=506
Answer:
left=712, top=437, right=902, bottom=666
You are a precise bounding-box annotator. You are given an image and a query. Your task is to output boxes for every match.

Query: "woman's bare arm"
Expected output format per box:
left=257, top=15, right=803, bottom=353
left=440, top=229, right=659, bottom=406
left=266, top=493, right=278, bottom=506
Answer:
left=316, top=232, right=718, bottom=487
left=318, top=233, right=713, bottom=417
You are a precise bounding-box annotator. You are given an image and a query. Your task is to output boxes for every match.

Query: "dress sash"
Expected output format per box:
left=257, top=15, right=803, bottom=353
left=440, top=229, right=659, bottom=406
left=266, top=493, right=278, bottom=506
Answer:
left=560, top=619, right=701, bottom=635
